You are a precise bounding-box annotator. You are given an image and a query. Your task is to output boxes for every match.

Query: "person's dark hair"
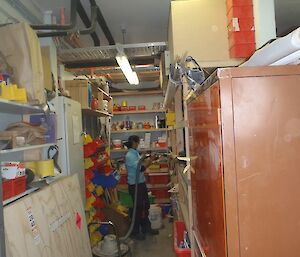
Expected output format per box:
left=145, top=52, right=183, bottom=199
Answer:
left=124, top=135, right=140, bottom=149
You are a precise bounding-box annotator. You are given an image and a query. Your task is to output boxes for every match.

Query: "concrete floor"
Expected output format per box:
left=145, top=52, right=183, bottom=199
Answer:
left=129, top=219, right=176, bottom=257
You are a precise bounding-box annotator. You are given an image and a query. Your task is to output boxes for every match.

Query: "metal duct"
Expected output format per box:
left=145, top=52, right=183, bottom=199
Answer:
left=76, top=1, right=100, bottom=45
left=89, top=0, right=115, bottom=45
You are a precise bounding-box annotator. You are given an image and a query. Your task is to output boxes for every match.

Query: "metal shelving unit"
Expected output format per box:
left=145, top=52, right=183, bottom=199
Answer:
left=0, top=99, right=43, bottom=114
left=0, top=143, right=54, bottom=155
left=0, top=99, right=50, bottom=257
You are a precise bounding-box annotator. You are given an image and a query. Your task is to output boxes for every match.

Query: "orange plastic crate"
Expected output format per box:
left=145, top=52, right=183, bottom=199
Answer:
left=230, top=43, right=256, bottom=58
left=228, top=31, right=255, bottom=48
left=226, top=0, right=253, bottom=10
left=174, top=221, right=191, bottom=257
left=227, top=5, right=254, bottom=20
left=228, top=17, right=255, bottom=32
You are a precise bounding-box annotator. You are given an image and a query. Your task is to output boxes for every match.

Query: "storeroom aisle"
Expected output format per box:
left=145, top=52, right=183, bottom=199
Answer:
left=130, top=220, right=176, bottom=257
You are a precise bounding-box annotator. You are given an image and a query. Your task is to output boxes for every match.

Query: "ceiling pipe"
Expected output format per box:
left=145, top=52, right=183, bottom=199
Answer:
left=30, top=0, right=78, bottom=30
left=37, top=5, right=98, bottom=38
left=89, top=0, right=115, bottom=45
left=76, top=1, right=100, bottom=45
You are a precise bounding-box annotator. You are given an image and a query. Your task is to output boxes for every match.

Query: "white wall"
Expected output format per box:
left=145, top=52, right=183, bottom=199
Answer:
left=253, top=0, right=277, bottom=48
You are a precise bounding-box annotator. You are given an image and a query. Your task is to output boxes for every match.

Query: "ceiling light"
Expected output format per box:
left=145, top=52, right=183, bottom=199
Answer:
left=115, top=53, right=139, bottom=85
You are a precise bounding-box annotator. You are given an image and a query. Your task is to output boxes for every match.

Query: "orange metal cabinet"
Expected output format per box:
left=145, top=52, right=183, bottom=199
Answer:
left=187, top=66, right=300, bottom=257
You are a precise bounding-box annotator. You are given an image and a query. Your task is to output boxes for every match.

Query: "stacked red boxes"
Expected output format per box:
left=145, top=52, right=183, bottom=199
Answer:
left=226, top=0, right=256, bottom=58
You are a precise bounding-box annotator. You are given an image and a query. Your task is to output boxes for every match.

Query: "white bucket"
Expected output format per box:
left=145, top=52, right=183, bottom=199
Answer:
left=149, top=204, right=162, bottom=230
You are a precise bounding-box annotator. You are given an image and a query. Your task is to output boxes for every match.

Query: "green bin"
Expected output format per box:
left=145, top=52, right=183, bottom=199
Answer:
left=118, top=190, right=156, bottom=208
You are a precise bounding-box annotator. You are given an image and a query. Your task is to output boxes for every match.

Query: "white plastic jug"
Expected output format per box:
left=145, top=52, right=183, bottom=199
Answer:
left=149, top=204, right=162, bottom=230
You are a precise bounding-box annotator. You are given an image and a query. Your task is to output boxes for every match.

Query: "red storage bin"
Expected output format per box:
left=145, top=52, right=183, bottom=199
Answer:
left=2, top=179, right=13, bottom=200
left=174, top=221, right=191, bottom=257
left=12, top=176, right=26, bottom=196
left=129, top=106, right=137, bottom=111
left=228, top=17, right=255, bottom=32
left=149, top=187, right=170, bottom=199
left=230, top=43, right=256, bottom=58
left=228, top=31, right=255, bottom=48
left=227, top=5, right=254, bottom=20
left=226, top=0, right=253, bottom=10
left=138, top=105, right=146, bottom=111
left=148, top=173, right=169, bottom=184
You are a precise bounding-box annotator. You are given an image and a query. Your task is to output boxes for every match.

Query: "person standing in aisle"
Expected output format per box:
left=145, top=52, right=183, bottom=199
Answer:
left=125, top=135, right=159, bottom=240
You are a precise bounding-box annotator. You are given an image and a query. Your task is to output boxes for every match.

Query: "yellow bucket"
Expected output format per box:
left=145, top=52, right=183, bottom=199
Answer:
left=36, top=159, right=54, bottom=178
left=24, top=161, right=38, bottom=174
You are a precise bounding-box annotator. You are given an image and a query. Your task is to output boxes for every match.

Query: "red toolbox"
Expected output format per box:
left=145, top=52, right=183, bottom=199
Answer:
left=148, top=173, right=170, bottom=184
left=174, top=221, right=191, bottom=257
left=2, top=176, right=26, bottom=200
left=230, top=43, right=256, bottom=58
left=228, top=31, right=255, bottom=48
left=149, top=187, right=170, bottom=199
left=2, top=179, right=13, bottom=200
left=12, top=176, right=26, bottom=196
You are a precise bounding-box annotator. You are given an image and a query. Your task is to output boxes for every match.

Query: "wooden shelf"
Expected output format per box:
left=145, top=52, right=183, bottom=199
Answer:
left=111, top=128, right=168, bottom=134
left=3, top=187, right=39, bottom=206
left=0, top=143, right=55, bottom=155
left=111, top=147, right=169, bottom=153
left=113, top=109, right=166, bottom=115
left=82, top=108, right=113, bottom=117
left=111, top=90, right=163, bottom=97
left=0, top=99, right=43, bottom=115
left=98, top=88, right=112, bottom=101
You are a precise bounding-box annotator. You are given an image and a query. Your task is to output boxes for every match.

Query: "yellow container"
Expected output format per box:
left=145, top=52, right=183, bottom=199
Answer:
left=36, top=159, right=54, bottom=178
left=0, top=82, right=15, bottom=100
left=0, top=83, right=27, bottom=103
left=14, top=87, right=27, bottom=103
left=24, top=161, right=37, bottom=174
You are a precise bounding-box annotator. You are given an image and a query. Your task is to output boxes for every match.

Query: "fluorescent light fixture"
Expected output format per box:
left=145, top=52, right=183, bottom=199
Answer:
left=116, top=53, right=139, bottom=85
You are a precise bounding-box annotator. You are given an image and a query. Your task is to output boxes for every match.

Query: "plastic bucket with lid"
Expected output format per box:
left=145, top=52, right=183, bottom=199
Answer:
left=148, top=204, right=162, bottom=230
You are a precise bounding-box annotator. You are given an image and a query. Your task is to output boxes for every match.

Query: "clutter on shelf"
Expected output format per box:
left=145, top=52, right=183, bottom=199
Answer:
left=113, top=100, right=164, bottom=112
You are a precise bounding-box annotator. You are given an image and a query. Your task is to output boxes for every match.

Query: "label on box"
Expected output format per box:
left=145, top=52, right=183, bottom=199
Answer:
left=1, top=162, right=25, bottom=179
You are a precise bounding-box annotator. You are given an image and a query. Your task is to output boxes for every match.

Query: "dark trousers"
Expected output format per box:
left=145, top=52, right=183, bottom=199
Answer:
left=128, top=182, right=151, bottom=235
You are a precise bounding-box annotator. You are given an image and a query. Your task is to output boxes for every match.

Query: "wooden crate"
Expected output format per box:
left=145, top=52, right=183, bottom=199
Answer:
left=65, top=80, right=89, bottom=108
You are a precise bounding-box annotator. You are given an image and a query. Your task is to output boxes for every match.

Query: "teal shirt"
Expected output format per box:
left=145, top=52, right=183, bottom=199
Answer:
left=125, top=148, right=145, bottom=185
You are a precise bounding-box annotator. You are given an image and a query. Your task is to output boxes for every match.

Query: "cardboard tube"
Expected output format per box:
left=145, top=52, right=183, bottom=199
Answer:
left=241, top=27, right=300, bottom=66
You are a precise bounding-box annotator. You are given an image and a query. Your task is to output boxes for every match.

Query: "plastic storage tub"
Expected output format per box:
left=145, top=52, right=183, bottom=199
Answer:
left=174, top=221, right=191, bottom=257
left=148, top=173, right=170, bottom=184
left=149, top=187, right=170, bottom=199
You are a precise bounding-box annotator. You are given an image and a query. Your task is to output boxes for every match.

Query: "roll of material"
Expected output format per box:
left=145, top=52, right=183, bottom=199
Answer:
left=36, top=159, right=54, bottom=178
left=241, top=27, right=300, bottom=67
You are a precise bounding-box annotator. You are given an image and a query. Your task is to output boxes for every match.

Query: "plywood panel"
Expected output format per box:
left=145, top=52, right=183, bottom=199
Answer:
left=4, top=174, right=92, bottom=257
